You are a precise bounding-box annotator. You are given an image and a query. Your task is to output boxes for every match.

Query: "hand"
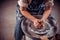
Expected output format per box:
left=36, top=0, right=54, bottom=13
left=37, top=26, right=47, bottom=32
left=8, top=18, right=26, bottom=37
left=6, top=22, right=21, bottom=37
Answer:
left=32, top=18, right=46, bottom=29
left=40, top=36, right=49, bottom=40
left=38, top=19, right=46, bottom=27
left=33, top=19, right=41, bottom=29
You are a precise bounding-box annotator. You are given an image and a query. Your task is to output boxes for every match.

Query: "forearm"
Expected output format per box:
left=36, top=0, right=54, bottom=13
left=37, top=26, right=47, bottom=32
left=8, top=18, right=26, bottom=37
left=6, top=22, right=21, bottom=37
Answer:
left=42, top=0, right=54, bottom=21
left=20, top=7, right=37, bottom=22
left=42, top=8, right=51, bottom=21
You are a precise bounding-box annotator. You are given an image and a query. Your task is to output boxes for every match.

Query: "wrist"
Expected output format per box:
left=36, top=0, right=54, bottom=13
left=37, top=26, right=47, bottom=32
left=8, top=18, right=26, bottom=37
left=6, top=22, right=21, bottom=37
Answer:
left=41, top=18, right=46, bottom=21
left=31, top=18, right=38, bottom=22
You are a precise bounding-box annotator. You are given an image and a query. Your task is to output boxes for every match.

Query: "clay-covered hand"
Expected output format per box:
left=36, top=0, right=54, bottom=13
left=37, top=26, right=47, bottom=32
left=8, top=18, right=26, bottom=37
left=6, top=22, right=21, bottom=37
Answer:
left=33, top=19, right=41, bottom=29
left=40, top=36, right=49, bottom=40
left=33, top=18, right=46, bottom=29
left=38, top=19, right=46, bottom=27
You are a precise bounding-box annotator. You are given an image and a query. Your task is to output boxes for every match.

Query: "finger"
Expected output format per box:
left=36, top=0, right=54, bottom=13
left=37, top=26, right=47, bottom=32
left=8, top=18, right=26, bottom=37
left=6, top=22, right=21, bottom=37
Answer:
left=42, top=23, right=45, bottom=27
left=42, top=22, right=46, bottom=29
left=37, top=24, right=41, bottom=28
left=37, top=19, right=41, bottom=22
left=41, top=20, right=45, bottom=26
left=35, top=23, right=40, bottom=28
left=40, top=36, right=49, bottom=40
left=34, top=24, right=38, bottom=28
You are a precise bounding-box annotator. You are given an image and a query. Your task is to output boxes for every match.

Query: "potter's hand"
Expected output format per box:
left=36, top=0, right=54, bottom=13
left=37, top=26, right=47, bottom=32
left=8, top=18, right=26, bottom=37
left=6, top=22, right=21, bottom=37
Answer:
left=33, top=19, right=41, bottom=29
left=40, top=36, right=49, bottom=40
left=38, top=19, right=46, bottom=27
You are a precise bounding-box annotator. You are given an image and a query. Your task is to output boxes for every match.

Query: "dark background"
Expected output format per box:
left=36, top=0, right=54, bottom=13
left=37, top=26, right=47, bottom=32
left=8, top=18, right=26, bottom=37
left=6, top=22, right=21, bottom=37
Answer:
left=0, top=0, right=60, bottom=40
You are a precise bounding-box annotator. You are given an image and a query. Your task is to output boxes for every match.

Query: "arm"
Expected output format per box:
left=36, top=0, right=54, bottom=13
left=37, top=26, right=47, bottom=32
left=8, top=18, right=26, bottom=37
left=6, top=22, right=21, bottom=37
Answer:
left=18, top=0, right=37, bottom=22
left=20, top=5, right=41, bottom=28
left=18, top=0, right=41, bottom=28
left=42, top=6, right=51, bottom=21
left=20, top=6, right=37, bottom=22
left=41, top=0, right=54, bottom=21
